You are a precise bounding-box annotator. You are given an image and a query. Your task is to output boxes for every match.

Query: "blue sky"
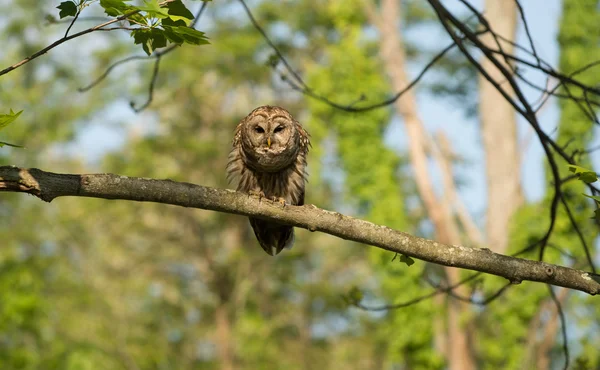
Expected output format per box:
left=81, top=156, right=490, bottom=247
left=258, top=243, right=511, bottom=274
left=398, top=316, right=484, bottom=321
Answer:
left=402, top=0, right=562, bottom=216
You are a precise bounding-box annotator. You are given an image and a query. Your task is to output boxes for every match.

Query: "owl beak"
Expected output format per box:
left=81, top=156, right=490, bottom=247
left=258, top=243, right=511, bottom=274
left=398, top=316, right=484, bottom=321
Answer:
left=267, top=136, right=271, bottom=148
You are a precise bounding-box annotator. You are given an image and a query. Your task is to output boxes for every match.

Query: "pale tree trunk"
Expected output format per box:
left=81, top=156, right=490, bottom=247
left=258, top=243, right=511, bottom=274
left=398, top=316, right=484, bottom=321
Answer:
left=196, top=221, right=243, bottom=370
left=534, top=289, right=569, bottom=370
left=211, top=222, right=246, bottom=370
left=433, top=294, right=448, bottom=358
left=215, top=301, right=235, bottom=370
left=364, top=1, right=476, bottom=369
left=479, top=0, right=523, bottom=255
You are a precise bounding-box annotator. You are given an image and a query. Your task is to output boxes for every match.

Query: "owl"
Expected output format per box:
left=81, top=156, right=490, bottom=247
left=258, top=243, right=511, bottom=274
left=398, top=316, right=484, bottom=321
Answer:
left=226, top=106, right=310, bottom=256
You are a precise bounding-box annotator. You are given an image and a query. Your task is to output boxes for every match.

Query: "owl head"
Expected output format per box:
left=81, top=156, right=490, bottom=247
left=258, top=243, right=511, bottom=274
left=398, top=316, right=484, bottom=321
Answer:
left=238, top=106, right=302, bottom=172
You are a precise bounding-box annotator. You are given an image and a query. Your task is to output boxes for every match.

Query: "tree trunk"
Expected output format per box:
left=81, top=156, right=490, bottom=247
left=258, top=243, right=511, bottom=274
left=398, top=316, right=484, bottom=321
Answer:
left=215, top=301, right=235, bottom=370
left=479, top=0, right=522, bottom=254
left=365, top=1, right=477, bottom=369
left=535, top=289, right=569, bottom=369
left=211, top=221, right=244, bottom=370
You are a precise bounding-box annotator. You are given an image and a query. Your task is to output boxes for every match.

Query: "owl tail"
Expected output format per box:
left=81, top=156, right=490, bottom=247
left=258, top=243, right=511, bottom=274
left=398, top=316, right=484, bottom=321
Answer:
left=249, top=218, right=295, bottom=256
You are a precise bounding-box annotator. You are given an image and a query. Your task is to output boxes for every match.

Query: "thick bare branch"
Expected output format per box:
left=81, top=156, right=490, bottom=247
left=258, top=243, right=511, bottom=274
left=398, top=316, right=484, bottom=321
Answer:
left=1, top=165, right=599, bottom=295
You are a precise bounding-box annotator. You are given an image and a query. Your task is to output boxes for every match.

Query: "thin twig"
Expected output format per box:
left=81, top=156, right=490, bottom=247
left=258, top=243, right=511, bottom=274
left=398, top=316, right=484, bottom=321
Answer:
left=79, top=56, right=152, bottom=92
left=560, top=196, right=596, bottom=274
left=48, top=16, right=111, bottom=25
left=426, top=274, right=513, bottom=306
left=238, top=0, right=307, bottom=89
left=514, top=0, right=541, bottom=66
left=64, top=7, right=82, bottom=38
left=78, top=1, right=208, bottom=108
left=131, top=57, right=161, bottom=112
left=0, top=0, right=176, bottom=77
left=354, top=273, right=483, bottom=311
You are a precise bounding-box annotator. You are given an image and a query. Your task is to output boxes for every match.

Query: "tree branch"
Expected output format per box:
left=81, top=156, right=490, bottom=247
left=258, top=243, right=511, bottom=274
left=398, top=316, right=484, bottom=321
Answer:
left=1, top=166, right=599, bottom=295
left=0, top=0, right=176, bottom=77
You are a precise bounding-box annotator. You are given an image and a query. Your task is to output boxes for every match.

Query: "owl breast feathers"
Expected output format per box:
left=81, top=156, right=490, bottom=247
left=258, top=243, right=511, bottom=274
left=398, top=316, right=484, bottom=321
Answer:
left=226, top=105, right=310, bottom=256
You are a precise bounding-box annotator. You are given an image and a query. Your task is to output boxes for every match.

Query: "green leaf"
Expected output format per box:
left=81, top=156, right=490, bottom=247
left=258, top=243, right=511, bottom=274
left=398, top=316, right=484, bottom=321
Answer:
left=583, top=194, right=600, bottom=203
left=45, top=14, right=57, bottom=23
left=0, top=109, right=23, bottom=130
left=162, top=25, right=209, bottom=46
left=0, top=141, right=23, bottom=148
left=166, top=0, right=194, bottom=23
left=136, top=0, right=169, bottom=19
left=131, top=28, right=167, bottom=55
left=162, top=26, right=183, bottom=44
left=0, top=109, right=23, bottom=149
left=99, top=0, right=133, bottom=17
left=399, top=254, right=415, bottom=266
left=569, top=164, right=598, bottom=184
left=348, top=286, right=363, bottom=303
left=57, top=1, right=77, bottom=19
left=592, top=209, right=600, bottom=223
left=266, top=54, right=280, bottom=67
left=161, top=17, right=186, bottom=28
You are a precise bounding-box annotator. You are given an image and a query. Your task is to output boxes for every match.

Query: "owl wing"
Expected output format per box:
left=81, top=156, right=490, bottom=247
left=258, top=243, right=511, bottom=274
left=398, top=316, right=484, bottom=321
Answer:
left=295, top=120, right=310, bottom=207
left=296, top=121, right=311, bottom=155
left=226, top=119, right=247, bottom=186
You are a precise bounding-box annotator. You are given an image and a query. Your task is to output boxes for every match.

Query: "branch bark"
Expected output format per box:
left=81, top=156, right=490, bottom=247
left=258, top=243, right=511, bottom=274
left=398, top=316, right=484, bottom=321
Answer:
left=1, top=166, right=599, bottom=295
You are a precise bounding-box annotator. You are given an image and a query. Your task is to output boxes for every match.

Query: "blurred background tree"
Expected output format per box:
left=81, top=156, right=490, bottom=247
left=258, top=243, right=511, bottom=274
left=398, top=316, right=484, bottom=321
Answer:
left=0, top=0, right=598, bottom=369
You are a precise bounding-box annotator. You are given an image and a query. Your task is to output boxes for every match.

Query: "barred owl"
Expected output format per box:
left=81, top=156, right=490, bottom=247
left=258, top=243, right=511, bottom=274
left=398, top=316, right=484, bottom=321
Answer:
left=226, top=106, right=310, bottom=256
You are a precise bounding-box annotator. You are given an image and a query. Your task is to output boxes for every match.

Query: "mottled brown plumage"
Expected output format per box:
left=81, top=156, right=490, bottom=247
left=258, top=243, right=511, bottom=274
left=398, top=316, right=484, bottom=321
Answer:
left=226, top=106, right=310, bottom=256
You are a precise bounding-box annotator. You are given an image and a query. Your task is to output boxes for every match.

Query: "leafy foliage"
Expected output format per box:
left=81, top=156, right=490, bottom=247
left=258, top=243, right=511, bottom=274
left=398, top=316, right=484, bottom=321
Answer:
left=0, top=109, right=22, bottom=129
left=569, top=164, right=600, bottom=222
left=56, top=1, right=77, bottom=18
left=54, top=0, right=212, bottom=55
left=0, top=109, right=23, bottom=148
left=569, top=164, right=598, bottom=184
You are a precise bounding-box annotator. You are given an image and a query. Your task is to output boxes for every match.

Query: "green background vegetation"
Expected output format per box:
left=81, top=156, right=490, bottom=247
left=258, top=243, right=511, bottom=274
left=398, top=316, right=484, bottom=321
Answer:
left=1, top=0, right=599, bottom=369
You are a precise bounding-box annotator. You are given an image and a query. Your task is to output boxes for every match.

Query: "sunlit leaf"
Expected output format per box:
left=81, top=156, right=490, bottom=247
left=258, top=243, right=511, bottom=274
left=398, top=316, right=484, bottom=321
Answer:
left=569, top=164, right=598, bottom=183
left=137, top=0, right=169, bottom=19
left=0, top=109, right=23, bottom=130
left=99, top=0, right=133, bottom=16
left=583, top=194, right=600, bottom=203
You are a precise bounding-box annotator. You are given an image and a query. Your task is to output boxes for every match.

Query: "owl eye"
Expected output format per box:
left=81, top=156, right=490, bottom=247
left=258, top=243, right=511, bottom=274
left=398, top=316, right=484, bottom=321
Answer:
left=254, top=126, right=265, bottom=133
left=273, top=125, right=284, bottom=133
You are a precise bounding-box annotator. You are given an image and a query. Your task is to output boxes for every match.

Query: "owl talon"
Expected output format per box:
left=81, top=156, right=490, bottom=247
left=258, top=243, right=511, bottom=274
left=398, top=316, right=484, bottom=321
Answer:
left=273, top=197, right=287, bottom=208
left=249, top=190, right=266, bottom=201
